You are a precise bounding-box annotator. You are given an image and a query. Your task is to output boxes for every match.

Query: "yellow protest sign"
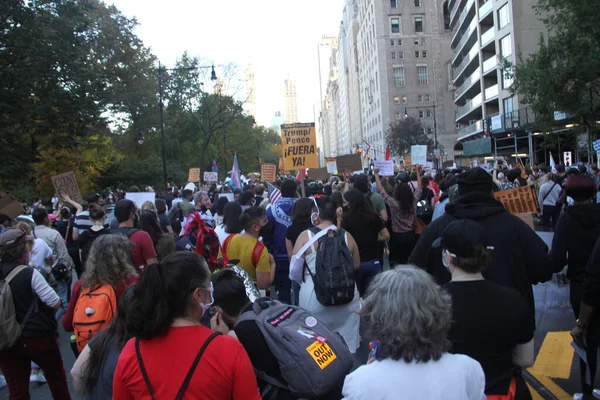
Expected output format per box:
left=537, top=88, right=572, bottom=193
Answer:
left=188, top=168, right=200, bottom=183
left=493, top=186, right=540, bottom=214
left=281, top=123, right=319, bottom=170
left=306, top=341, right=337, bottom=370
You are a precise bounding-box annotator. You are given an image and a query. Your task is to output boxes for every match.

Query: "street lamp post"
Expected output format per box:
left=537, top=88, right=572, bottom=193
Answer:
left=404, top=102, right=439, bottom=169
left=156, top=62, right=218, bottom=186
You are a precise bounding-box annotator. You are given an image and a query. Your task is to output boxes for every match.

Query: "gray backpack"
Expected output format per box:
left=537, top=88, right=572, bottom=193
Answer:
left=235, top=297, right=353, bottom=399
left=0, top=265, right=36, bottom=350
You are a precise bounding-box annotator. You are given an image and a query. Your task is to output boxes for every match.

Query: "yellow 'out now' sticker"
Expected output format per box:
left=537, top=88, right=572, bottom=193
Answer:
left=306, top=341, right=337, bottom=369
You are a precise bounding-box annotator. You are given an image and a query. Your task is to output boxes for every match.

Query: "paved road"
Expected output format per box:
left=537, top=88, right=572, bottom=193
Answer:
left=1, top=231, right=589, bottom=399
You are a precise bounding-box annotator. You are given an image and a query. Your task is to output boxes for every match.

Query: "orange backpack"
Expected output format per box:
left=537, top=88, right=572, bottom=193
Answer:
left=73, top=284, right=117, bottom=352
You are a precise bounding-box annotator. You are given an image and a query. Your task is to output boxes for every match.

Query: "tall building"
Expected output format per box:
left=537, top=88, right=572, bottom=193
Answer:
left=284, top=76, right=298, bottom=124
left=317, top=36, right=339, bottom=160
left=243, top=64, right=256, bottom=121
left=213, top=78, right=229, bottom=96
left=356, top=0, right=456, bottom=161
left=270, top=111, right=284, bottom=135
left=451, top=0, right=546, bottom=152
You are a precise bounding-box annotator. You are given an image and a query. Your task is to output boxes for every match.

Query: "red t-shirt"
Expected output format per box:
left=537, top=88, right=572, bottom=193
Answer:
left=62, top=275, right=138, bottom=332
left=129, top=230, right=157, bottom=271
left=113, top=325, right=261, bottom=400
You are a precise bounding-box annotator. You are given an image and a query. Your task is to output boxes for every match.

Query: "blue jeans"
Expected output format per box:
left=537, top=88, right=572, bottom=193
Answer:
left=356, top=260, right=382, bottom=297
left=274, top=259, right=292, bottom=304
left=54, top=279, right=69, bottom=323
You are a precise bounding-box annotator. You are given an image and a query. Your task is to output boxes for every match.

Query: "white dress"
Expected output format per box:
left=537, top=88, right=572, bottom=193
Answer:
left=299, top=230, right=361, bottom=354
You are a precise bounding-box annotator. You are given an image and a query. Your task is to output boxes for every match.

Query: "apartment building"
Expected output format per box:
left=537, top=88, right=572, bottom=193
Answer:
left=284, top=76, right=298, bottom=124
left=451, top=0, right=546, bottom=147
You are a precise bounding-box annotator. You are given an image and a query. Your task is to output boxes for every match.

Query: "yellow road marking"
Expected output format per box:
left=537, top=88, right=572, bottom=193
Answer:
left=529, top=332, right=574, bottom=379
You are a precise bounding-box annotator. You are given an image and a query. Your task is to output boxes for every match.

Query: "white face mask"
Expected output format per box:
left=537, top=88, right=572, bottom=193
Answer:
left=199, top=282, right=214, bottom=316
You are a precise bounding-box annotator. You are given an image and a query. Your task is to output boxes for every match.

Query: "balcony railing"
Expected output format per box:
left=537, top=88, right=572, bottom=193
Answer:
left=478, top=0, right=493, bottom=20
left=456, top=93, right=483, bottom=119
left=482, top=56, right=497, bottom=73
left=452, top=0, right=475, bottom=41
left=453, top=19, right=478, bottom=59
left=457, top=120, right=483, bottom=140
left=456, top=67, right=482, bottom=98
left=481, top=27, right=495, bottom=47
left=485, top=84, right=499, bottom=100
left=453, top=42, right=479, bottom=80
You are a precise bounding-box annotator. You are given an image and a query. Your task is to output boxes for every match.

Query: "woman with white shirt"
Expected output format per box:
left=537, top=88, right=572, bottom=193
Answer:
left=538, top=173, right=563, bottom=229
left=215, top=201, right=243, bottom=245
left=342, top=267, right=486, bottom=400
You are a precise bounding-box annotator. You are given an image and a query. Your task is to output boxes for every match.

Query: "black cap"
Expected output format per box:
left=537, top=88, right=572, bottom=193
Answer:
left=457, top=167, right=494, bottom=195
left=396, top=172, right=410, bottom=184
left=555, top=164, right=566, bottom=173
left=86, top=193, right=101, bottom=204
left=432, top=219, right=493, bottom=258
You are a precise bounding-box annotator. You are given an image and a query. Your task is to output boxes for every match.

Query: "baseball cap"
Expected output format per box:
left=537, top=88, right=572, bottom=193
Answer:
left=432, top=219, right=493, bottom=258
left=86, top=193, right=102, bottom=204
left=0, top=229, right=34, bottom=250
left=395, top=172, right=410, bottom=184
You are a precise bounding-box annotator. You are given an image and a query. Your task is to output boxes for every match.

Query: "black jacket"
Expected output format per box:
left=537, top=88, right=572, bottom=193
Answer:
left=583, top=238, right=600, bottom=308
left=551, top=203, right=600, bottom=282
left=409, top=192, right=553, bottom=321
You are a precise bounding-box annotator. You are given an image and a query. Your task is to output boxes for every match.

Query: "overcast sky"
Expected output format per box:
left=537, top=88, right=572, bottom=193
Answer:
left=110, top=0, right=344, bottom=127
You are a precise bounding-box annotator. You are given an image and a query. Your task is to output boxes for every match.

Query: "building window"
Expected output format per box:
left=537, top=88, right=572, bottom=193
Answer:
left=393, top=66, right=406, bottom=86
left=503, top=96, right=516, bottom=114
left=425, top=94, right=430, bottom=102
left=394, top=96, right=401, bottom=104
left=414, top=0, right=422, bottom=6
left=414, top=17, right=424, bottom=33
left=421, top=38, right=427, bottom=45
left=391, top=0, right=398, bottom=7
left=443, top=1, right=451, bottom=30
left=402, top=95, right=408, bottom=103
left=392, top=51, right=397, bottom=59
left=419, top=110, right=425, bottom=118
left=391, top=18, right=400, bottom=34
left=398, top=51, right=404, bottom=59
left=426, top=109, right=432, bottom=118
left=398, top=39, right=403, bottom=46
left=500, top=34, right=512, bottom=58
left=415, top=51, right=420, bottom=58
left=427, top=127, right=433, bottom=135
left=503, top=68, right=514, bottom=89
left=498, top=4, right=510, bottom=29
left=414, top=38, right=420, bottom=45
left=396, top=111, right=402, bottom=120
left=390, top=39, right=395, bottom=45
left=417, top=65, right=428, bottom=85
left=422, top=50, right=428, bottom=58
left=418, top=94, right=423, bottom=102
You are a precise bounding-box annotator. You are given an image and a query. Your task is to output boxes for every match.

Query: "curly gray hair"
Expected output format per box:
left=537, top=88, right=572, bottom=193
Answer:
left=361, top=266, right=452, bottom=363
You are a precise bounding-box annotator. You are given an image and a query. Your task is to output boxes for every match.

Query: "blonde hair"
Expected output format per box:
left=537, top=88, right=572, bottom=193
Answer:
left=14, top=222, right=32, bottom=235
left=82, top=234, right=137, bottom=289
left=141, top=201, right=157, bottom=213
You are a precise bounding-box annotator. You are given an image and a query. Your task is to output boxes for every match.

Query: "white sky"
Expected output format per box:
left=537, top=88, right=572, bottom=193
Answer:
left=110, top=0, right=344, bottom=127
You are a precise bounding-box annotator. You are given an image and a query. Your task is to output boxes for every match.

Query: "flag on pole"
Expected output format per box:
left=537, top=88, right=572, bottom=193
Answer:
left=296, top=168, right=307, bottom=181
left=231, top=154, right=242, bottom=190
left=267, top=182, right=282, bottom=204
left=549, top=152, right=557, bottom=174
left=385, top=147, right=391, bottom=161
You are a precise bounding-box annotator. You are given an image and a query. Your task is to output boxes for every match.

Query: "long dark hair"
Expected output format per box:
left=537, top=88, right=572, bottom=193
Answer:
left=291, top=198, right=313, bottom=225
left=393, top=183, right=415, bottom=214
left=82, top=286, right=135, bottom=394
left=222, top=202, right=243, bottom=234
left=214, top=196, right=229, bottom=216
left=343, top=189, right=378, bottom=223
left=140, top=210, right=163, bottom=246
left=126, top=252, right=211, bottom=340
left=314, top=196, right=337, bottom=223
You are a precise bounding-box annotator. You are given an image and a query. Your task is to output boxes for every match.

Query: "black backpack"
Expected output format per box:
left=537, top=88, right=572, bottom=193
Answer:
left=168, top=203, right=184, bottom=235
left=306, top=228, right=356, bottom=306
left=416, top=188, right=433, bottom=221
left=110, top=228, right=139, bottom=267
left=80, top=229, right=111, bottom=266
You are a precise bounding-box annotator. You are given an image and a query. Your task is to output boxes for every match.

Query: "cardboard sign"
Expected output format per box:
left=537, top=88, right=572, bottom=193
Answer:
left=493, top=186, right=540, bottom=215
left=335, top=154, right=363, bottom=173
left=403, top=155, right=412, bottom=169
left=188, top=168, right=200, bottom=183
left=326, top=161, right=338, bottom=175
left=374, top=160, right=394, bottom=176
left=514, top=163, right=528, bottom=179
left=125, top=193, right=155, bottom=207
left=0, top=194, right=24, bottom=219
left=411, top=145, right=428, bottom=166
left=281, top=123, right=319, bottom=170
left=203, top=172, right=218, bottom=182
left=306, top=341, right=337, bottom=370
left=51, top=172, right=83, bottom=204
left=261, top=164, right=277, bottom=183
left=307, top=168, right=329, bottom=182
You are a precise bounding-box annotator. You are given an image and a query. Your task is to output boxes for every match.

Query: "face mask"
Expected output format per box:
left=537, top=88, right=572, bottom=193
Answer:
left=199, top=282, right=214, bottom=316
left=441, top=251, right=450, bottom=269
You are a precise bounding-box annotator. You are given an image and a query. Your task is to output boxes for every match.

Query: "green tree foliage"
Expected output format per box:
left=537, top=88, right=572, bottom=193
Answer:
left=386, top=117, right=433, bottom=157
left=512, top=0, right=600, bottom=127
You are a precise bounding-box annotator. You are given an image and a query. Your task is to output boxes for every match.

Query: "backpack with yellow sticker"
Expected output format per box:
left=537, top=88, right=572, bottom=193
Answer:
left=235, top=297, right=353, bottom=399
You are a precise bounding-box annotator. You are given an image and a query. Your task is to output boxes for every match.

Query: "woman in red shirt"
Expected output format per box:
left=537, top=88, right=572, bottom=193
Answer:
left=113, top=252, right=261, bottom=400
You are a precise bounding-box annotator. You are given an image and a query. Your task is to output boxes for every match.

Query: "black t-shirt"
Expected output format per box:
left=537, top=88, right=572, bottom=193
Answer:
left=444, top=280, right=534, bottom=394
left=285, top=222, right=313, bottom=247
left=342, top=213, right=384, bottom=262
left=55, top=217, right=77, bottom=249
left=79, top=228, right=111, bottom=265
left=158, top=213, right=171, bottom=233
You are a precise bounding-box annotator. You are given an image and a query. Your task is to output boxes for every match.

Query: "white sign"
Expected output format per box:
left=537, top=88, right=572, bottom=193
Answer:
left=219, top=193, right=234, bottom=202
left=411, top=145, right=428, bottom=166
left=373, top=160, right=394, bottom=176
left=491, top=115, right=502, bottom=131
left=125, top=193, right=155, bottom=208
left=204, top=172, right=218, bottom=182
left=563, top=151, right=572, bottom=166
left=326, top=161, right=338, bottom=175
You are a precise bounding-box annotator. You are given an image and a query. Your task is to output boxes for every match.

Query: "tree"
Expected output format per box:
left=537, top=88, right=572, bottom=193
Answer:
left=511, top=0, right=600, bottom=129
left=386, top=117, right=433, bottom=157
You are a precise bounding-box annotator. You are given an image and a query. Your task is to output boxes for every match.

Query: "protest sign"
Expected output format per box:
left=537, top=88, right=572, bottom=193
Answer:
left=411, top=145, right=427, bottom=166
left=335, top=154, right=363, bottom=173
left=203, top=172, right=218, bottom=182
left=374, top=160, right=394, bottom=176
left=188, top=168, right=200, bottom=183
left=261, top=164, right=277, bottom=182
left=51, top=172, right=83, bottom=204
left=0, top=194, right=24, bottom=219
left=493, top=186, right=540, bottom=214
left=326, top=161, right=338, bottom=175
left=307, top=168, right=329, bottom=181
left=125, top=192, right=155, bottom=207
left=281, top=123, right=319, bottom=170
left=219, top=193, right=234, bottom=202
left=514, top=162, right=528, bottom=179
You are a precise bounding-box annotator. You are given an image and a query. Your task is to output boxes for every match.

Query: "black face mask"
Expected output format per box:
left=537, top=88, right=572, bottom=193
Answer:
left=133, top=214, right=140, bottom=228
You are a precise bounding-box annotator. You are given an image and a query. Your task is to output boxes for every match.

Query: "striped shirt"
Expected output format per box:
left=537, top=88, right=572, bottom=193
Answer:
left=74, top=211, right=109, bottom=234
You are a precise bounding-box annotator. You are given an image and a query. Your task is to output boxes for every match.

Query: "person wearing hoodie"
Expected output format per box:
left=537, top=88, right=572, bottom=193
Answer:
left=550, top=175, right=600, bottom=398
left=261, top=179, right=297, bottom=304
left=408, top=167, right=553, bottom=327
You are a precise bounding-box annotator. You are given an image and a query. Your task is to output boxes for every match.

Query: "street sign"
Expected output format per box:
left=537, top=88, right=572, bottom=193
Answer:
left=563, top=151, right=572, bottom=167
